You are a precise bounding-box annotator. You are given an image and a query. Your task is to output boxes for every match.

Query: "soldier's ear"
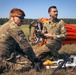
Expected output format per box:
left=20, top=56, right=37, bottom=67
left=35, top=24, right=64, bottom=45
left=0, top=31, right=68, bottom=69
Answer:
left=48, top=12, right=51, bottom=16
left=11, top=16, right=15, bottom=22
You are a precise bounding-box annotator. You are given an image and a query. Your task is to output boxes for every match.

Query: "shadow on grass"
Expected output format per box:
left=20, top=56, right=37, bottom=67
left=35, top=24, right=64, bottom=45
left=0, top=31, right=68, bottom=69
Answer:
left=59, top=52, right=76, bottom=59
left=38, top=51, right=52, bottom=61
left=38, top=51, right=76, bottom=61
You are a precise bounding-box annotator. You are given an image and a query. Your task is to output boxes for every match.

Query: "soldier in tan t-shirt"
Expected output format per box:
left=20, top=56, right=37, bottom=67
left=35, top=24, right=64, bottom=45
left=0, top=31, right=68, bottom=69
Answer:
left=38, top=6, right=66, bottom=60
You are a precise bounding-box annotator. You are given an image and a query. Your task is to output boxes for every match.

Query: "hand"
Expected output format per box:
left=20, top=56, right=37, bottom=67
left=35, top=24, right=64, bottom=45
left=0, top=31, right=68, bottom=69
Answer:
left=34, top=58, right=44, bottom=72
left=37, top=30, right=42, bottom=33
left=37, top=30, right=43, bottom=35
left=44, top=33, right=53, bottom=38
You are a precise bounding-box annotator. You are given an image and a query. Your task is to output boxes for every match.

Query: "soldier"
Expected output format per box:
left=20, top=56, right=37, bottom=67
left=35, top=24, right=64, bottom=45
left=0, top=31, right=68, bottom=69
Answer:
left=38, top=6, right=66, bottom=60
left=0, top=8, right=43, bottom=73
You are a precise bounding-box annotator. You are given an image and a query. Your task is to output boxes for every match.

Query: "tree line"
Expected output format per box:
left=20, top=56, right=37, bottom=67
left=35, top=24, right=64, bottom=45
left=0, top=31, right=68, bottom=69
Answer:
left=0, top=18, right=76, bottom=25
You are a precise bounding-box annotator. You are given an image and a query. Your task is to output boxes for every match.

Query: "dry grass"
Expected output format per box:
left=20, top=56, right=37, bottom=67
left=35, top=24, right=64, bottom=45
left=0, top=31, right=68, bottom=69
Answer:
left=1, top=25, right=76, bottom=75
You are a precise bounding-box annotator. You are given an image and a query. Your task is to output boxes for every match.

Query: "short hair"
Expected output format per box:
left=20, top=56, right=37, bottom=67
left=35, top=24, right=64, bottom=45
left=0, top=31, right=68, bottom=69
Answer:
left=48, top=6, right=57, bottom=12
left=10, top=8, right=25, bottom=18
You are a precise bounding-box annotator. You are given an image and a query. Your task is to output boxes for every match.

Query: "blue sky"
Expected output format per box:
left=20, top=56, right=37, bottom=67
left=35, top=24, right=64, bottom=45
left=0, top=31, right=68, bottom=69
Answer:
left=0, top=0, right=76, bottom=19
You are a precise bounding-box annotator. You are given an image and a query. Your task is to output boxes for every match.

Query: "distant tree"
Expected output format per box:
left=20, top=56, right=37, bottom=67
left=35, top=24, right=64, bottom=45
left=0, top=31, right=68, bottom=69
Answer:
left=0, top=18, right=8, bottom=25
left=61, top=18, right=76, bottom=24
left=0, top=18, right=76, bottom=25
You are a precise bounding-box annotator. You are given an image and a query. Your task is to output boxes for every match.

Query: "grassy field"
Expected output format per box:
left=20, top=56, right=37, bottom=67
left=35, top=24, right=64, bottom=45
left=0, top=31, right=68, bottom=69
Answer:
left=1, top=25, right=76, bottom=75
left=20, top=25, right=29, bottom=38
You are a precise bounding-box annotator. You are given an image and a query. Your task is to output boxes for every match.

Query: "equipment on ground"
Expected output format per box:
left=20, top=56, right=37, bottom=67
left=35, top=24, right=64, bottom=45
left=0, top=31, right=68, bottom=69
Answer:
left=43, top=55, right=76, bottom=69
left=43, top=55, right=76, bottom=75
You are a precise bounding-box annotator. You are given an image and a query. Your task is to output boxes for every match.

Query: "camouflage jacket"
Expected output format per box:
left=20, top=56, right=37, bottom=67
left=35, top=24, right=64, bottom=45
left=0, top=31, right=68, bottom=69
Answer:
left=0, top=20, right=35, bottom=60
left=42, top=19, right=66, bottom=44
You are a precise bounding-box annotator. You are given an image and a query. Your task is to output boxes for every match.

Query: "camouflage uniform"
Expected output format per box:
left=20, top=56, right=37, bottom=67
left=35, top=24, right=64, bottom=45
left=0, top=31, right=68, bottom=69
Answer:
left=0, top=20, right=36, bottom=72
left=41, top=19, right=66, bottom=58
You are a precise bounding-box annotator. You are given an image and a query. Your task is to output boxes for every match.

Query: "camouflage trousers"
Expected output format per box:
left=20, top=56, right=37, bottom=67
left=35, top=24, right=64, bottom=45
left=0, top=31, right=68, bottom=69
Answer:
left=0, top=44, right=33, bottom=73
left=45, top=41, right=61, bottom=58
left=0, top=55, right=31, bottom=74
left=33, top=41, right=61, bottom=60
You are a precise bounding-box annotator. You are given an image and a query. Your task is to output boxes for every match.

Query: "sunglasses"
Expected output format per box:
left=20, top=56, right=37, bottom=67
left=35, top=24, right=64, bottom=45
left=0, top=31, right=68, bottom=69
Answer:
left=16, top=16, right=24, bottom=20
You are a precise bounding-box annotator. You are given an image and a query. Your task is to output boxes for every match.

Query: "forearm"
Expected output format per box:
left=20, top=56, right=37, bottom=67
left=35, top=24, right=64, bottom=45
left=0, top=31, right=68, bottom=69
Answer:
left=44, top=33, right=53, bottom=38
left=44, top=33, right=66, bottom=40
left=52, top=34, right=66, bottom=39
